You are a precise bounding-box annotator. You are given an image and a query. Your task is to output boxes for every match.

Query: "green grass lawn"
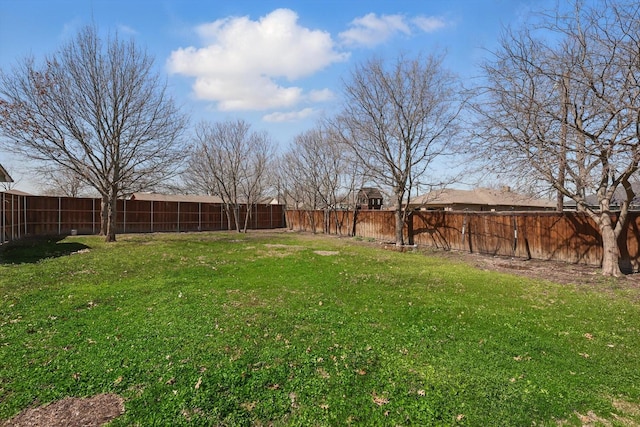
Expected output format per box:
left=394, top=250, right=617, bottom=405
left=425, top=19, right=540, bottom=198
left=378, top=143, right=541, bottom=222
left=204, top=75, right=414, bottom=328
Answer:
left=1, top=231, right=639, bottom=426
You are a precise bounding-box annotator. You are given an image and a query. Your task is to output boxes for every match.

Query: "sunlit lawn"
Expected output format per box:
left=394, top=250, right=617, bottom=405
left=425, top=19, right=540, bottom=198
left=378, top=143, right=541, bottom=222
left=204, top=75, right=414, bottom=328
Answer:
left=1, top=231, right=639, bottom=426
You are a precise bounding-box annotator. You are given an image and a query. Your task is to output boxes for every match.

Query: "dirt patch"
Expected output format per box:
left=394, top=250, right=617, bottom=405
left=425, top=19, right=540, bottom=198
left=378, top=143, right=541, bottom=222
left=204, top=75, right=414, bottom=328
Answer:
left=555, top=399, right=640, bottom=426
left=259, top=243, right=305, bottom=258
left=2, top=394, right=124, bottom=427
left=613, top=399, right=640, bottom=417
left=314, top=250, right=339, bottom=256
left=338, top=232, right=640, bottom=289
left=264, top=244, right=303, bottom=249
left=432, top=249, right=640, bottom=288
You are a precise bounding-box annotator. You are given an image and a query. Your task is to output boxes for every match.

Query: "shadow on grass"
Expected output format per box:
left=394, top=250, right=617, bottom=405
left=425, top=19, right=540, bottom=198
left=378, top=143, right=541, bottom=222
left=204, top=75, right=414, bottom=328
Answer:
left=0, top=236, right=91, bottom=264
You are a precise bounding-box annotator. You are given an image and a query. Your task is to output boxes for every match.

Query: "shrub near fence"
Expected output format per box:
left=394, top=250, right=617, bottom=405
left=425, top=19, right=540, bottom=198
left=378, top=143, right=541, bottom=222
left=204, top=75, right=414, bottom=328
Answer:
left=285, top=209, right=640, bottom=268
left=0, top=192, right=286, bottom=242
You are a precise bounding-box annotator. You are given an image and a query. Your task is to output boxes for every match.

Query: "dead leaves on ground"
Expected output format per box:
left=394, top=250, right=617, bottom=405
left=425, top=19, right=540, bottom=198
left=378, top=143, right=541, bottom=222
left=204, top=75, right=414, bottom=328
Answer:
left=372, top=391, right=389, bottom=406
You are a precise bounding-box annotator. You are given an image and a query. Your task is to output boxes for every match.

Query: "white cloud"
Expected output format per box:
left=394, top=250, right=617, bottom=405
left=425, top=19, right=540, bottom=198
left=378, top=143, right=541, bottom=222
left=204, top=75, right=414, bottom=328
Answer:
left=338, top=13, right=449, bottom=48
left=308, top=88, right=335, bottom=103
left=263, top=108, right=316, bottom=123
left=194, top=75, right=303, bottom=111
left=60, top=18, right=82, bottom=41
left=339, top=13, right=410, bottom=48
left=413, top=16, right=447, bottom=33
left=167, top=8, right=348, bottom=112
left=117, top=24, right=138, bottom=35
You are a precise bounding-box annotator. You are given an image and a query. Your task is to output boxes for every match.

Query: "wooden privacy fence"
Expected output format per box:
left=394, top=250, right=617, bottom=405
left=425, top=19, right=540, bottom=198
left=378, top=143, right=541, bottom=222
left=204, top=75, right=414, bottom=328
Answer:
left=285, top=209, right=640, bottom=268
left=0, top=192, right=286, bottom=242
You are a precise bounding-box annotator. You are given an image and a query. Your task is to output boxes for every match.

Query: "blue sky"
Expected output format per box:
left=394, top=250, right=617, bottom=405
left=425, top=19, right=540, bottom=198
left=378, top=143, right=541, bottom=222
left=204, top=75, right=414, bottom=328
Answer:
left=0, top=0, right=556, bottom=193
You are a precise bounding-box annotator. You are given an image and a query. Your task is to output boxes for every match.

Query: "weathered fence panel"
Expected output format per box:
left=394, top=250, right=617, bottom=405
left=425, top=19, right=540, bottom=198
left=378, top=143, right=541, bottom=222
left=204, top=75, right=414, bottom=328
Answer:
left=0, top=192, right=286, bottom=243
left=121, top=199, right=153, bottom=233
left=412, top=211, right=604, bottom=265
left=1, top=192, right=26, bottom=241
left=286, top=209, right=640, bottom=268
left=355, top=210, right=396, bottom=242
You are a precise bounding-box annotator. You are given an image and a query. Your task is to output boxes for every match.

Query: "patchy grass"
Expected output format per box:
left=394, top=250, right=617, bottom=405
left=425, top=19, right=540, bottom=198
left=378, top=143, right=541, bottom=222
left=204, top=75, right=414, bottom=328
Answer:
left=1, top=231, right=639, bottom=426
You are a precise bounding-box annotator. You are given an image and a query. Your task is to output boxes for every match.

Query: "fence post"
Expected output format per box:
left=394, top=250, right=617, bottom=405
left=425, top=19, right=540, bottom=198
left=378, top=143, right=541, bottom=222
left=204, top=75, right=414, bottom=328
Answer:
left=407, top=211, right=414, bottom=245
left=177, top=202, right=180, bottom=232
left=1, top=192, right=4, bottom=243
left=512, top=213, right=518, bottom=255
left=23, top=195, right=28, bottom=236
left=151, top=201, right=154, bottom=233
left=10, top=194, right=13, bottom=240
left=16, top=193, right=20, bottom=239
left=58, top=197, right=61, bottom=236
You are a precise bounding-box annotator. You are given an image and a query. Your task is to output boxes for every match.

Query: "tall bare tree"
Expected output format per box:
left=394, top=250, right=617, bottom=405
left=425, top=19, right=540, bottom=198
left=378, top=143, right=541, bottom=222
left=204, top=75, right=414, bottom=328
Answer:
left=0, top=25, right=187, bottom=241
left=331, top=53, right=462, bottom=245
left=38, top=166, right=91, bottom=197
left=470, top=0, right=640, bottom=276
left=280, top=125, right=365, bottom=235
left=238, top=131, right=273, bottom=232
left=183, top=119, right=274, bottom=232
left=277, top=150, right=322, bottom=232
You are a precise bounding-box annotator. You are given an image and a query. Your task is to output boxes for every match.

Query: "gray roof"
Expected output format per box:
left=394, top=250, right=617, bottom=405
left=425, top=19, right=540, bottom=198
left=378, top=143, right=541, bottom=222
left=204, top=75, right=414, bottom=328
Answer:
left=565, top=182, right=640, bottom=209
left=129, top=192, right=224, bottom=204
left=412, top=187, right=555, bottom=209
left=1, top=189, right=32, bottom=196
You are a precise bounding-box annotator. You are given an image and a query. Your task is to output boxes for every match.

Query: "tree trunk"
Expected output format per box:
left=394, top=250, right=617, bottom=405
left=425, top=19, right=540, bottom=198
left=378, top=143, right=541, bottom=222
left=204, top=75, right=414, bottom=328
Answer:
left=324, top=210, right=330, bottom=234
left=104, top=189, right=117, bottom=242
left=242, top=204, right=252, bottom=233
left=100, top=195, right=108, bottom=236
left=407, top=211, right=414, bottom=245
left=332, top=209, right=342, bottom=236
left=223, top=204, right=232, bottom=230
left=395, top=203, right=404, bottom=246
left=233, top=204, right=241, bottom=232
left=350, top=208, right=358, bottom=237
left=599, top=214, right=622, bottom=277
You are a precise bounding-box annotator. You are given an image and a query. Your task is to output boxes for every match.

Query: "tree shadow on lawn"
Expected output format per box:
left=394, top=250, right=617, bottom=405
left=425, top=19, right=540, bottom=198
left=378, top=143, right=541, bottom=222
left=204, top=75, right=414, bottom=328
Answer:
left=0, top=236, right=90, bottom=264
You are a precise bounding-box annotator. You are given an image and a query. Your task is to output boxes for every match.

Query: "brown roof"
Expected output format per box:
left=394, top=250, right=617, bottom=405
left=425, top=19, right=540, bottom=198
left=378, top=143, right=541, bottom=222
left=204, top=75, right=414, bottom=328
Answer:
left=412, top=188, right=555, bottom=209
left=129, top=192, right=224, bottom=204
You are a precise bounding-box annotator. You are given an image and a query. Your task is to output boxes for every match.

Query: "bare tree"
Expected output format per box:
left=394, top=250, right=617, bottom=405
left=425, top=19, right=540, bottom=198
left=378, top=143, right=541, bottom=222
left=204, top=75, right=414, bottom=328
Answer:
left=470, top=0, right=640, bottom=276
left=37, top=166, right=91, bottom=197
left=183, top=119, right=274, bottom=232
left=331, top=53, right=463, bottom=245
left=277, top=151, right=317, bottom=230
left=280, top=126, right=363, bottom=235
left=238, top=131, right=274, bottom=232
left=0, top=25, right=187, bottom=241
